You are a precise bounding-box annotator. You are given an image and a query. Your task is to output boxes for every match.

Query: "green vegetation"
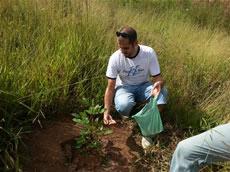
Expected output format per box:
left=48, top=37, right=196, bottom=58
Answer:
left=0, top=0, right=229, bottom=170
left=72, top=99, right=112, bottom=151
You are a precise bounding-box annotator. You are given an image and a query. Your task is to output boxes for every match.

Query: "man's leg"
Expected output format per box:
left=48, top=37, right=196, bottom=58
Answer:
left=170, top=124, right=230, bottom=172
left=155, top=86, right=168, bottom=112
left=136, top=82, right=168, bottom=104
left=114, top=86, right=136, bottom=117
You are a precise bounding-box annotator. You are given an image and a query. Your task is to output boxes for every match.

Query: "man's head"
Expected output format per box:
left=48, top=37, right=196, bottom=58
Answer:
left=116, top=26, right=138, bottom=58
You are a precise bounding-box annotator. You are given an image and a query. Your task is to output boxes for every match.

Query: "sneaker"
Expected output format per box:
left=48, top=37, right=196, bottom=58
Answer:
left=141, top=136, right=153, bottom=149
left=120, top=115, right=129, bottom=120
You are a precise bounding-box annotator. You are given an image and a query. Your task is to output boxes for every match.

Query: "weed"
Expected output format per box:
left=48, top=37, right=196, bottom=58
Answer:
left=72, top=102, right=112, bottom=151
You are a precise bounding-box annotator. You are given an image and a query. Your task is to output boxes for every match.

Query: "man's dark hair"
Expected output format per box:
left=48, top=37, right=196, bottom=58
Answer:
left=116, top=26, right=137, bottom=42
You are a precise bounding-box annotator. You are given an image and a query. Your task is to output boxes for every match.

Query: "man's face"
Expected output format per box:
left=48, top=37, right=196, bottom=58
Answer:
left=117, top=37, right=136, bottom=57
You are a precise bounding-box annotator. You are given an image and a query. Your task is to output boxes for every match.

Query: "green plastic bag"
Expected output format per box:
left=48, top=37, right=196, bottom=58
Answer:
left=132, top=96, right=163, bottom=137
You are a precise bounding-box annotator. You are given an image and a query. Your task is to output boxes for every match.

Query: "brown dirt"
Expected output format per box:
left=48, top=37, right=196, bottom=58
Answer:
left=22, top=115, right=185, bottom=172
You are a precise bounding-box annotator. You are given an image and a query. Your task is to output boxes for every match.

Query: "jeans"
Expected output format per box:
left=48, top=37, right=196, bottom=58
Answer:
left=114, top=82, right=168, bottom=117
left=170, top=123, right=230, bottom=172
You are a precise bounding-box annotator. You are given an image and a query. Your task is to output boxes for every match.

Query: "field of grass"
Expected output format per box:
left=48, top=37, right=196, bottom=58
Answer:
left=0, top=0, right=229, bottom=170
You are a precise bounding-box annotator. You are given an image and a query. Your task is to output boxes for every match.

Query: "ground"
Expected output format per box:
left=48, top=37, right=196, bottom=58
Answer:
left=22, top=115, right=185, bottom=172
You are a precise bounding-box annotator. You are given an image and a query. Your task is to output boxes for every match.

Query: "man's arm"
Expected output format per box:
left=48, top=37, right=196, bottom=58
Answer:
left=103, top=78, right=116, bottom=125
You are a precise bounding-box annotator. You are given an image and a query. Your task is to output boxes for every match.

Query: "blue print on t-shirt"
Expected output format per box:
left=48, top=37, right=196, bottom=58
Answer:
left=123, top=65, right=144, bottom=76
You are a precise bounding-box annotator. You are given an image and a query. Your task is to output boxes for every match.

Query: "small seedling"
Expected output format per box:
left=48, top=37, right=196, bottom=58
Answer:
left=72, top=103, right=112, bottom=151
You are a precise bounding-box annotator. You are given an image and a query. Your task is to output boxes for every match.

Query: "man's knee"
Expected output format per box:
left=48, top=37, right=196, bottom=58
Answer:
left=175, top=138, right=197, bottom=160
left=171, top=139, right=200, bottom=172
left=115, top=101, right=136, bottom=116
left=175, top=140, right=187, bottom=155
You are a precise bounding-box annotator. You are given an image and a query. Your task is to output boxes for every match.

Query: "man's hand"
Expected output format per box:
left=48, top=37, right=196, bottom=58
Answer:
left=151, top=81, right=161, bottom=97
left=103, top=112, right=116, bottom=125
left=103, top=79, right=116, bottom=125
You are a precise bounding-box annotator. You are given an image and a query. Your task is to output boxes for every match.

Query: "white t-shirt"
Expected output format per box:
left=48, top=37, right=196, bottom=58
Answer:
left=106, top=45, right=160, bottom=87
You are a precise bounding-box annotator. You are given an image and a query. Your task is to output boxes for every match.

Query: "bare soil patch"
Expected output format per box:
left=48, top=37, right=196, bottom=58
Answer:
left=22, top=115, right=184, bottom=172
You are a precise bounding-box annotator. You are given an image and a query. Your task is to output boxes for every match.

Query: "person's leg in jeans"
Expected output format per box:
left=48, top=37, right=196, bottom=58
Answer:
left=136, top=82, right=168, bottom=106
left=170, top=124, right=230, bottom=172
left=114, top=86, right=136, bottom=117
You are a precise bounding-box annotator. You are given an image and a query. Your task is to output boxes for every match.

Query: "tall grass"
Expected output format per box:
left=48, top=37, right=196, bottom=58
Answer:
left=0, top=0, right=230, bottom=170
left=0, top=0, right=113, bottom=170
